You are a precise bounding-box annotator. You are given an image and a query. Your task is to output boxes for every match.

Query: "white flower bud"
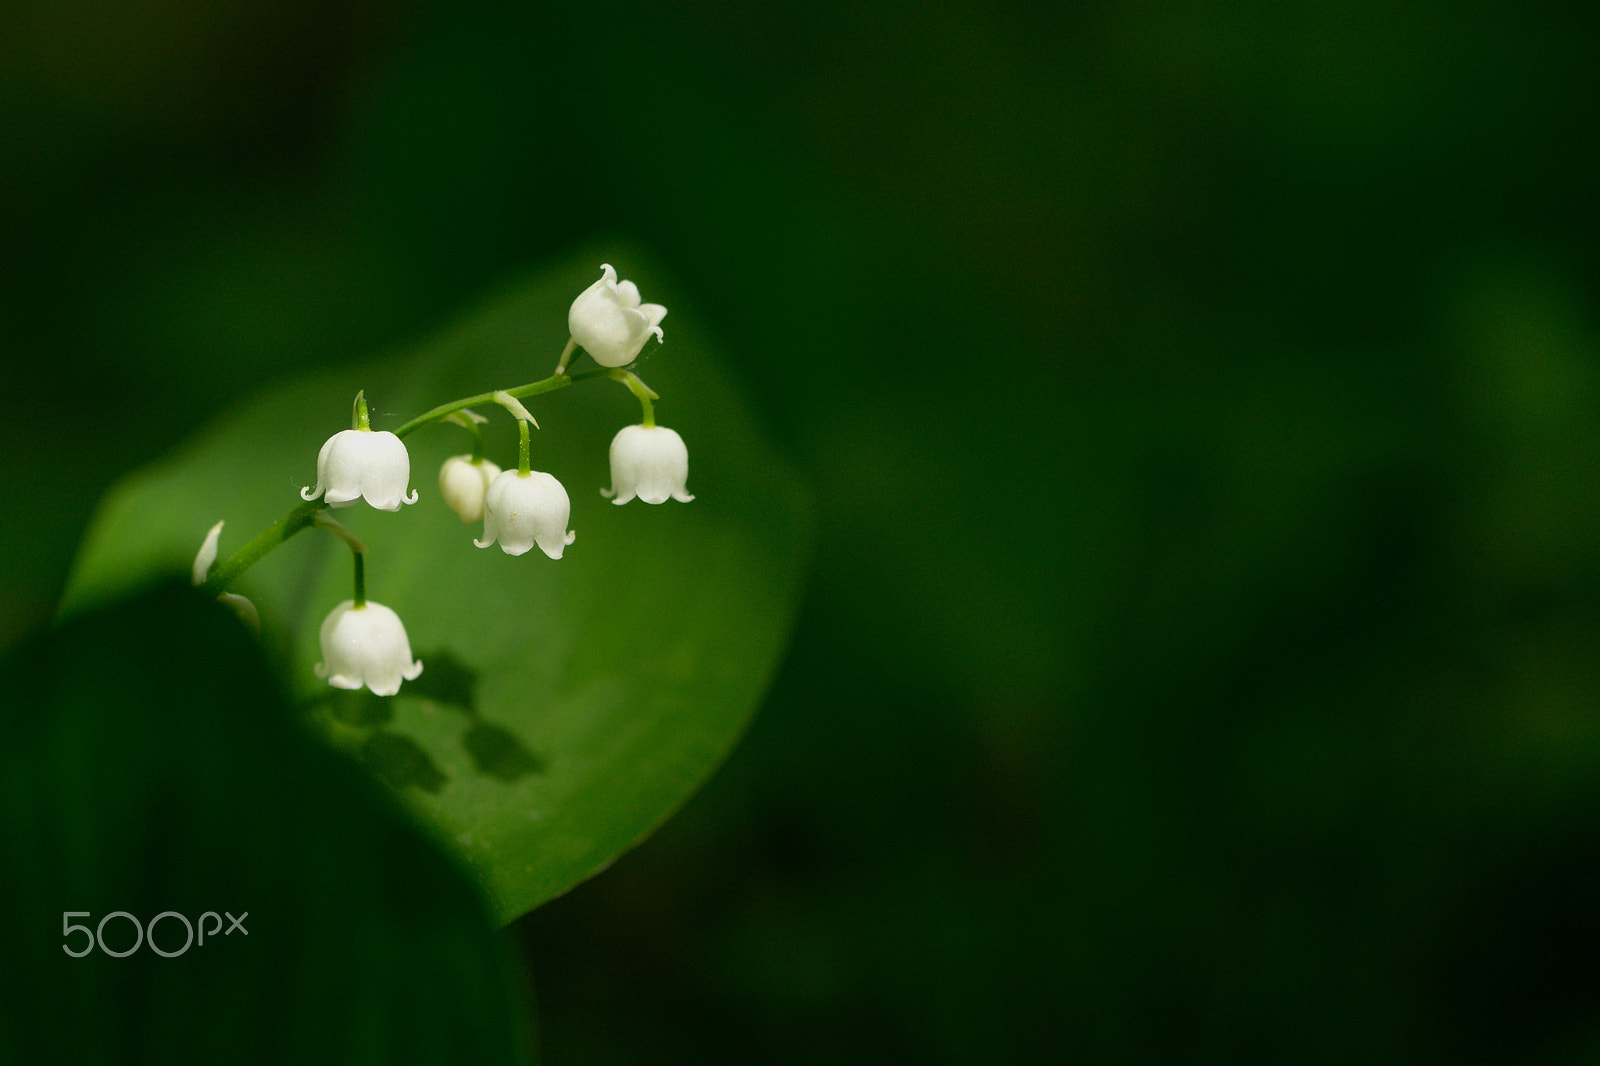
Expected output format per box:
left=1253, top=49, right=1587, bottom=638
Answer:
left=301, top=429, right=419, bottom=511
left=217, top=591, right=260, bottom=633
left=475, top=469, right=576, bottom=559
left=438, top=454, right=501, bottom=523
left=601, top=425, right=694, bottom=505
left=567, top=263, right=667, bottom=368
left=314, top=599, right=423, bottom=696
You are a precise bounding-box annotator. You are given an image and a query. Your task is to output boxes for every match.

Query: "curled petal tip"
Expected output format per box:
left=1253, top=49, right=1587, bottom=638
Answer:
left=300, top=485, right=320, bottom=501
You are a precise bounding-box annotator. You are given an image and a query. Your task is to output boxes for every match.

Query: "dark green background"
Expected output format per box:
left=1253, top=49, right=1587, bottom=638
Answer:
left=4, top=1, right=1600, bottom=1061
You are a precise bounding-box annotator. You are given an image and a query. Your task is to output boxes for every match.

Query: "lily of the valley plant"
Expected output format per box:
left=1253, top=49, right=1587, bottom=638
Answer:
left=192, top=264, right=694, bottom=696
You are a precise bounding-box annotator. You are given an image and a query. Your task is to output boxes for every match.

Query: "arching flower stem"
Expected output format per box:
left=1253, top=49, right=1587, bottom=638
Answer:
left=444, top=410, right=490, bottom=461
left=608, top=369, right=659, bottom=428
left=312, top=510, right=369, bottom=556
left=553, top=336, right=577, bottom=376
left=204, top=357, right=615, bottom=598
left=393, top=365, right=610, bottom=440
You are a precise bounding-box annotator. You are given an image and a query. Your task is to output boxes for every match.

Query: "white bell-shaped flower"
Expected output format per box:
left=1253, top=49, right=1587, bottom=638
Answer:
left=301, top=429, right=419, bottom=510
left=475, top=469, right=576, bottom=559
left=438, top=454, right=502, bottom=523
left=314, top=599, right=423, bottom=696
left=602, top=425, right=695, bottom=505
left=567, top=263, right=667, bottom=367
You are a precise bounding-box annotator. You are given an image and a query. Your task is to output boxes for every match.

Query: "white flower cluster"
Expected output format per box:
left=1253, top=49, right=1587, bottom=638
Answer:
left=203, top=264, right=697, bottom=697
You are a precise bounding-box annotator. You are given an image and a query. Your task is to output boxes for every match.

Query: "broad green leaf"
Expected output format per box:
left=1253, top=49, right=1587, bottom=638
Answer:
left=1, top=583, right=531, bottom=1063
left=62, top=254, right=812, bottom=923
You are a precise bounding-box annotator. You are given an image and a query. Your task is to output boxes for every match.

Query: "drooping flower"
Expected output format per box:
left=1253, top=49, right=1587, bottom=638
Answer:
left=602, top=425, right=694, bottom=505
left=475, top=469, right=576, bottom=559
left=192, top=520, right=260, bottom=632
left=438, top=454, right=502, bottom=523
left=314, top=599, right=423, bottom=696
left=567, top=263, right=667, bottom=367
left=301, top=429, right=419, bottom=510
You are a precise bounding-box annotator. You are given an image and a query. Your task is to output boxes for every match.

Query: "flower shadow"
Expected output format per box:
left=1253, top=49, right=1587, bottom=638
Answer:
left=319, top=648, right=545, bottom=791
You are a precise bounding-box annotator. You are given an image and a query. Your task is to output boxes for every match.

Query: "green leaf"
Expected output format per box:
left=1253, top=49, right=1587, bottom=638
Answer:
left=0, top=583, right=531, bottom=1063
left=61, top=253, right=812, bottom=923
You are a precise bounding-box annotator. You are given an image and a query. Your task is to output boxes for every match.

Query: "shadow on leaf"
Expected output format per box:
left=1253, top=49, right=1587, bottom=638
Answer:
left=328, top=687, right=396, bottom=728
left=361, top=730, right=449, bottom=794
left=314, top=649, right=545, bottom=788
left=463, top=721, right=545, bottom=782
left=404, top=648, right=479, bottom=712
left=413, top=647, right=546, bottom=784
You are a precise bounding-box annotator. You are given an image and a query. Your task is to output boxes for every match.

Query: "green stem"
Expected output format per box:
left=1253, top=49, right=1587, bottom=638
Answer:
left=353, top=390, right=371, bottom=431
left=393, top=366, right=609, bottom=439
left=517, top=417, right=531, bottom=476
left=608, top=369, right=658, bottom=427
left=312, top=511, right=368, bottom=554
left=352, top=551, right=366, bottom=607
left=441, top=411, right=489, bottom=460
left=553, top=336, right=578, bottom=376
left=200, top=499, right=325, bottom=597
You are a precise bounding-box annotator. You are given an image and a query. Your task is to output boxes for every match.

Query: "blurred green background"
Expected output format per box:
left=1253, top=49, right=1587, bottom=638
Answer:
left=5, top=0, right=1600, bottom=1061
